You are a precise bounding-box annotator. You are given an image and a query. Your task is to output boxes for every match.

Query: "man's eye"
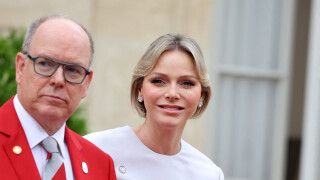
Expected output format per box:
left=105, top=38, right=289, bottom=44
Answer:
left=67, top=67, right=76, bottom=73
left=39, top=61, right=48, bottom=66
left=38, top=60, right=55, bottom=67
left=66, top=66, right=81, bottom=74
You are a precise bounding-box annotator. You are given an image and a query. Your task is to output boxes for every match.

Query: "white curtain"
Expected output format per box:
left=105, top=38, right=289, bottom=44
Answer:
left=208, top=0, right=296, bottom=179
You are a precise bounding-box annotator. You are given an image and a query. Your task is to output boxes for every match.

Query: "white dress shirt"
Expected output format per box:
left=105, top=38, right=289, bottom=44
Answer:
left=13, top=95, right=74, bottom=180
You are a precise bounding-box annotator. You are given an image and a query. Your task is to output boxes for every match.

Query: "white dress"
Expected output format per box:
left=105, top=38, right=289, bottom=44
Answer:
left=85, top=126, right=224, bottom=180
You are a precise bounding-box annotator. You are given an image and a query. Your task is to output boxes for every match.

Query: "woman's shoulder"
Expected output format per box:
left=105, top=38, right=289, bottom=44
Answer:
left=84, top=126, right=132, bottom=148
left=180, top=140, right=223, bottom=174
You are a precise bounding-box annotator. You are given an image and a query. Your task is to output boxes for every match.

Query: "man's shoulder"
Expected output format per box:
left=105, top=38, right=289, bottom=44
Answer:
left=0, top=97, right=15, bottom=115
left=0, top=97, right=20, bottom=137
left=66, top=128, right=116, bottom=179
left=67, top=128, right=108, bottom=153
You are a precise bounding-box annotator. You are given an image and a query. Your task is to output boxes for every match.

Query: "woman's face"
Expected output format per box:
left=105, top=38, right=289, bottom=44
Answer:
left=139, top=50, right=202, bottom=130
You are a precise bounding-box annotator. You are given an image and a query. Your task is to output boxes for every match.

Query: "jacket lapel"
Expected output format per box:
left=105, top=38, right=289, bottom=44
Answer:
left=0, top=97, right=41, bottom=180
left=3, top=129, right=41, bottom=180
left=65, top=127, right=88, bottom=180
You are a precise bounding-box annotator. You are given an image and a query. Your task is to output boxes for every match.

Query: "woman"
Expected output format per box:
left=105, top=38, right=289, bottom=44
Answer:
left=85, top=34, right=224, bottom=180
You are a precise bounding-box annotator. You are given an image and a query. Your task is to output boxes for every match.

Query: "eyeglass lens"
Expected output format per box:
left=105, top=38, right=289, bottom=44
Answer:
left=35, top=57, right=87, bottom=83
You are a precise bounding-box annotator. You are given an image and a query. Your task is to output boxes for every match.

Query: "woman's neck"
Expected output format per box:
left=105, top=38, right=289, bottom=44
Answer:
left=132, top=122, right=184, bottom=155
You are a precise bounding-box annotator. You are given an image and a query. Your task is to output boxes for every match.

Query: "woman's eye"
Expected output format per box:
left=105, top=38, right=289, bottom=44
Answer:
left=151, top=79, right=164, bottom=84
left=181, top=81, right=195, bottom=86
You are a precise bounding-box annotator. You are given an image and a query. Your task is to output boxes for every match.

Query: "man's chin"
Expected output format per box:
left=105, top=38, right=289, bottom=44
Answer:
left=38, top=107, right=69, bottom=121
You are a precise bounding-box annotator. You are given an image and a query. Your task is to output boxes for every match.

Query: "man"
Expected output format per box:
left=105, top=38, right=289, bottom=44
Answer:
left=0, top=15, right=116, bottom=180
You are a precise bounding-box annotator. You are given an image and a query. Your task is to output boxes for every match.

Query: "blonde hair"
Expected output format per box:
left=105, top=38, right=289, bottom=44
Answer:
left=131, top=34, right=211, bottom=118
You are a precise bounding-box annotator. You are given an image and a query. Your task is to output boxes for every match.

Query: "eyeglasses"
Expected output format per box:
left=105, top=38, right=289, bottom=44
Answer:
left=26, top=53, right=90, bottom=84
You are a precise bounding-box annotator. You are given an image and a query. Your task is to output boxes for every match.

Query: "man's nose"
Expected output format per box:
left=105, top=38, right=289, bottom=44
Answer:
left=49, top=65, right=65, bottom=87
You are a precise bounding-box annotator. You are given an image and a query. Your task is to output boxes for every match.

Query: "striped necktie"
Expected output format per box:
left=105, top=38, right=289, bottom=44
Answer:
left=41, top=137, right=66, bottom=180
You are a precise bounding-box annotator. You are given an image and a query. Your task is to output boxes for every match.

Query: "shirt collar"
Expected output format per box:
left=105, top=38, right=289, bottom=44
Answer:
left=14, top=95, right=67, bottom=158
left=51, top=123, right=67, bottom=158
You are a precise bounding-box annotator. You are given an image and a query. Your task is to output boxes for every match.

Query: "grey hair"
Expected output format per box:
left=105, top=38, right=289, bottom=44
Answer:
left=22, top=14, right=94, bottom=67
left=131, top=34, right=212, bottom=119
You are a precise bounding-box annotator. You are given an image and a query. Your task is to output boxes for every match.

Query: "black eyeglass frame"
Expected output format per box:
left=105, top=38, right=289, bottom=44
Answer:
left=26, top=53, right=90, bottom=84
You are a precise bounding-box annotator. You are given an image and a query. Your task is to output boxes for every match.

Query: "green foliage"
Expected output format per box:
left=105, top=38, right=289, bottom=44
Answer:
left=0, top=29, right=88, bottom=135
left=66, top=105, right=88, bottom=136
left=0, top=29, right=22, bottom=105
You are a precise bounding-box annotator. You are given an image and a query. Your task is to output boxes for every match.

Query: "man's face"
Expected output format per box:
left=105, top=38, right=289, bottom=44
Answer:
left=15, top=18, right=92, bottom=131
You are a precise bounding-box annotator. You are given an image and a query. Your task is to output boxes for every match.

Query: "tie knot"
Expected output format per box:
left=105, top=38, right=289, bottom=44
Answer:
left=41, top=137, right=59, bottom=153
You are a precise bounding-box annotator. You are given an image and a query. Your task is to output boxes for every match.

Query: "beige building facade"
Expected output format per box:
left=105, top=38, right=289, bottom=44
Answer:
left=3, top=1, right=320, bottom=180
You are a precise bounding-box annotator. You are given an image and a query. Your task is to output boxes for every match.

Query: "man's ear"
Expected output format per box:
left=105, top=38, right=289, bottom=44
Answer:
left=82, top=70, right=93, bottom=99
left=15, top=52, right=26, bottom=85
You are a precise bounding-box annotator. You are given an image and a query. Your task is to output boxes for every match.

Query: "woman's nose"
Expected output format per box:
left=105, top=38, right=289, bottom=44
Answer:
left=165, top=84, right=180, bottom=101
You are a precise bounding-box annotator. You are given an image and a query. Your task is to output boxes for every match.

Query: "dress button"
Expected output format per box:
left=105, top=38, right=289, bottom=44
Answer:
left=119, top=166, right=126, bottom=174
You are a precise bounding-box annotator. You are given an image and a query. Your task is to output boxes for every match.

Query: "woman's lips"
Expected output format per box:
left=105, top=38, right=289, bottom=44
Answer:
left=158, top=105, right=184, bottom=110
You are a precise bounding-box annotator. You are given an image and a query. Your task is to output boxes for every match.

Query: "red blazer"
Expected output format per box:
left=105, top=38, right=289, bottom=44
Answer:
left=0, top=97, right=116, bottom=180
